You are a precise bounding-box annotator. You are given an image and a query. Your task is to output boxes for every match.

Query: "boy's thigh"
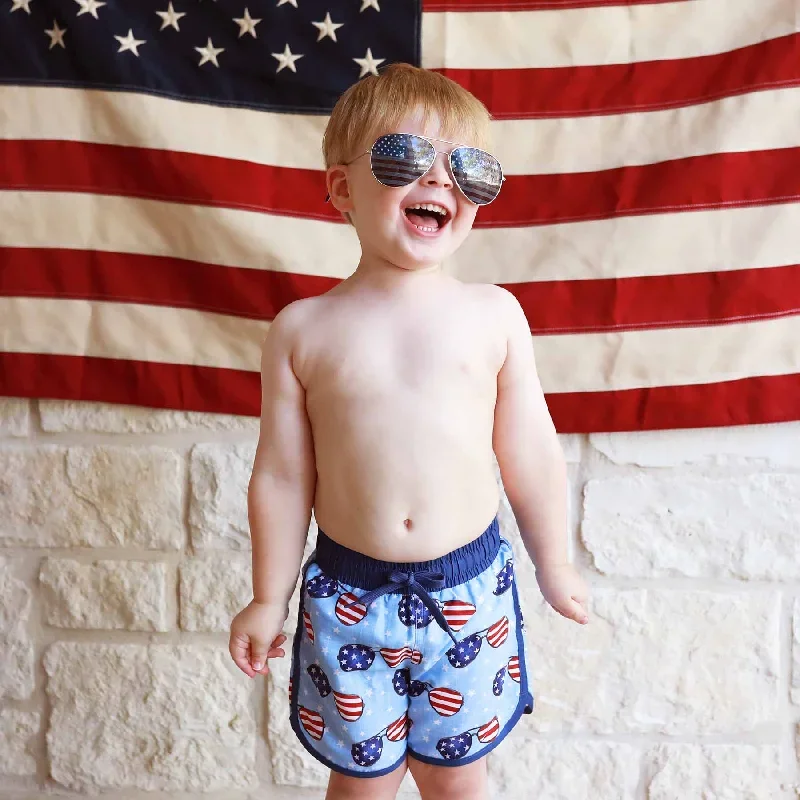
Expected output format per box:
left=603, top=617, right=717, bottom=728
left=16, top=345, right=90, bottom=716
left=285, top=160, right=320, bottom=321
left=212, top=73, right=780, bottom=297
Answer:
left=407, top=753, right=489, bottom=800
left=326, top=762, right=407, bottom=800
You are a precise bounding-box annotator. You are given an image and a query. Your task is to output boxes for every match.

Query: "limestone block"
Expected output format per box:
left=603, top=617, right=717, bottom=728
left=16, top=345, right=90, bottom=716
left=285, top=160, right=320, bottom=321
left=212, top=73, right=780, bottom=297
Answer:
left=44, top=642, right=256, bottom=792
left=519, top=588, right=779, bottom=735
left=40, top=558, right=170, bottom=631
left=0, top=558, right=34, bottom=700
left=582, top=474, right=800, bottom=579
left=590, top=422, right=800, bottom=468
left=0, top=398, right=30, bottom=436
left=646, top=743, right=782, bottom=800
left=189, top=443, right=255, bottom=550
left=557, top=434, right=582, bottom=464
left=0, top=709, right=39, bottom=776
left=488, top=737, right=640, bottom=799
left=40, top=400, right=259, bottom=433
left=180, top=556, right=251, bottom=632
left=0, top=446, right=182, bottom=549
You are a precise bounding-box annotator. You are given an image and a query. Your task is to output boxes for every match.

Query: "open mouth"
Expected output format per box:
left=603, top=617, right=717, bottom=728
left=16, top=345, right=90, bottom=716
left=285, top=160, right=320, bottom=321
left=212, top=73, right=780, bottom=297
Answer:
left=403, top=202, right=451, bottom=233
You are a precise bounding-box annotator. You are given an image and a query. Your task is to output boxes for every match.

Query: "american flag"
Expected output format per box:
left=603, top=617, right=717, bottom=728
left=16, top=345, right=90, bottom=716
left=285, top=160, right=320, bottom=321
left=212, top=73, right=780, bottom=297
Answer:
left=1, top=0, right=799, bottom=432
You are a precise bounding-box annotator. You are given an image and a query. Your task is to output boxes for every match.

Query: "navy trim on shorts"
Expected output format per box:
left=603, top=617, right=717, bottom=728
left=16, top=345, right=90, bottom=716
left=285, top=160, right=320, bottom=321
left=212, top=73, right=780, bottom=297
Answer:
left=314, top=515, right=501, bottom=591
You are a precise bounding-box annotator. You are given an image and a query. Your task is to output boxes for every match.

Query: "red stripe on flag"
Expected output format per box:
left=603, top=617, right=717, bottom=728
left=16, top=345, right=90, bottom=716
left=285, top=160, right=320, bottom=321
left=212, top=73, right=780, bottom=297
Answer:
left=2, top=354, right=799, bottom=433
left=424, top=0, right=685, bottom=12
left=509, top=265, right=800, bottom=335
left=4, top=141, right=800, bottom=227
left=4, top=249, right=799, bottom=334
left=0, top=248, right=338, bottom=321
left=0, top=139, right=331, bottom=221
left=0, top=353, right=262, bottom=416
left=439, top=33, right=800, bottom=118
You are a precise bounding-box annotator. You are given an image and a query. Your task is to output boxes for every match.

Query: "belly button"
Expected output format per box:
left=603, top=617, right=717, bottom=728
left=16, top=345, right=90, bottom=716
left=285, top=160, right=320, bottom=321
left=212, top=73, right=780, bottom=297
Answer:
left=404, top=518, right=413, bottom=530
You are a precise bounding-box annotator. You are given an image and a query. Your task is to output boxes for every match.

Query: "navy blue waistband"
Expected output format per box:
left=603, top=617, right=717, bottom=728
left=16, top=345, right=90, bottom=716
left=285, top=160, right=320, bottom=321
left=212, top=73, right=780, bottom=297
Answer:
left=314, top=515, right=500, bottom=591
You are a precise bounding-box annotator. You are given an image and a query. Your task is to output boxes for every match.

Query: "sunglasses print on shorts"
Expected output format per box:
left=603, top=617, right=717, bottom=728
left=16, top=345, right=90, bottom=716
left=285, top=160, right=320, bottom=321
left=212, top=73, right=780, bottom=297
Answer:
left=436, top=716, right=500, bottom=761
left=352, top=712, right=412, bottom=767
left=393, top=669, right=464, bottom=717
left=445, top=616, right=510, bottom=668
left=305, top=571, right=369, bottom=627
left=493, top=656, right=521, bottom=696
left=337, top=643, right=423, bottom=673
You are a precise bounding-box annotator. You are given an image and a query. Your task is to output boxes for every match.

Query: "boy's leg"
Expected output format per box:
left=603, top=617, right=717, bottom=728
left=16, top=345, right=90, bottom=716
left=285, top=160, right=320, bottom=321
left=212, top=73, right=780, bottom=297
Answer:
left=325, top=761, right=408, bottom=800
left=407, top=754, right=489, bottom=800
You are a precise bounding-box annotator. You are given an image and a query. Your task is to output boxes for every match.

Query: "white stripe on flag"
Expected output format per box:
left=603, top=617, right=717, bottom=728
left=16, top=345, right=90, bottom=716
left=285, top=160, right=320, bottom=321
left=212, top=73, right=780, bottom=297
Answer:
left=3, top=192, right=799, bottom=283
left=0, top=297, right=268, bottom=371
left=422, top=0, right=797, bottom=69
left=3, top=298, right=799, bottom=393
left=6, top=83, right=800, bottom=175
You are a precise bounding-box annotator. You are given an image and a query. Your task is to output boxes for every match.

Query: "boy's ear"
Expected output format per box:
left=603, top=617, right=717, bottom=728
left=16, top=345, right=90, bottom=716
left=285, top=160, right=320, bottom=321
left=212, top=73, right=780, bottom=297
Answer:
left=325, top=166, right=354, bottom=213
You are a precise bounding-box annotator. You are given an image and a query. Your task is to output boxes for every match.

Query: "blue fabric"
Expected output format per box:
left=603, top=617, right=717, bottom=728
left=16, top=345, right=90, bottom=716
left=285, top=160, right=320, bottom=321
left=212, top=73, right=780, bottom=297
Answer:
left=314, top=515, right=501, bottom=590
left=289, top=525, right=534, bottom=777
left=355, top=569, right=458, bottom=645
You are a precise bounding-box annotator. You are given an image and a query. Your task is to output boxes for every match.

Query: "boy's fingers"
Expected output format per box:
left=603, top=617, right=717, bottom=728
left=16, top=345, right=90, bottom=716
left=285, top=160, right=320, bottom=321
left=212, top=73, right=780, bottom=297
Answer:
left=229, top=632, right=256, bottom=673
left=568, top=599, right=589, bottom=624
left=271, top=633, right=288, bottom=648
left=250, top=639, right=270, bottom=672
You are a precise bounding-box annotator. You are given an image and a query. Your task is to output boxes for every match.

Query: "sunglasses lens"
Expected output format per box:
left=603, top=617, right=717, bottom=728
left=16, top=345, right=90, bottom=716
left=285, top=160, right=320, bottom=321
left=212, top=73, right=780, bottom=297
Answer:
left=450, top=147, right=503, bottom=205
left=370, top=134, right=435, bottom=188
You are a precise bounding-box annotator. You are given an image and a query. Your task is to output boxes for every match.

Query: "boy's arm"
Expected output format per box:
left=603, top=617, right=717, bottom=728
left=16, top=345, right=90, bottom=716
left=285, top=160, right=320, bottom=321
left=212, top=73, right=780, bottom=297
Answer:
left=491, top=288, right=568, bottom=569
left=248, top=305, right=317, bottom=612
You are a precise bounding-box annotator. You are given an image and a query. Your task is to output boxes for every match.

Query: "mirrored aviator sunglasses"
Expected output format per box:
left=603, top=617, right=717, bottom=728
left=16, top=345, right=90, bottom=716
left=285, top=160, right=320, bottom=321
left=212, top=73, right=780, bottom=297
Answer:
left=368, top=133, right=504, bottom=206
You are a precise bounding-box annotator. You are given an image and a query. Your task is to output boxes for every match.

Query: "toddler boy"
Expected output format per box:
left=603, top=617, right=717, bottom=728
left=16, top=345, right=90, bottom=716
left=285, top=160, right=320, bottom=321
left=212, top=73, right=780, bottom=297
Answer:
left=230, top=63, right=589, bottom=800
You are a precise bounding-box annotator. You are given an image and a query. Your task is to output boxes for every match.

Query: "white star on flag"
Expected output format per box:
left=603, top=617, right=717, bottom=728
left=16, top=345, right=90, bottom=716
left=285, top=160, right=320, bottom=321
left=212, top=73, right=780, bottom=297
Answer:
left=353, top=48, right=383, bottom=77
left=195, top=38, right=224, bottom=67
left=44, top=21, right=66, bottom=49
left=156, top=2, right=185, bottom=31
left=312, top=12, right=343, bottom=42
left=272, top=43, right=303, bottom=72
left=10, top=0, right=33, bottom=15
left=233, top=7, right=261, bottom=37
left=114, top=29, right=146, bottom=56
left=74, top=0, right=105, bottom=19
left=277, top=0, right=298, bottom=7
left=359, top=0, right=380, bottom=11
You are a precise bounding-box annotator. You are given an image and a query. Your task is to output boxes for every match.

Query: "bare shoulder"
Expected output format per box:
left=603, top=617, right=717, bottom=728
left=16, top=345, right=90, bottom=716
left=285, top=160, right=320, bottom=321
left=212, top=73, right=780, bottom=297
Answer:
left=465, top=282, right=528, bottom=333
left=264, top=295, right=325, bottom=347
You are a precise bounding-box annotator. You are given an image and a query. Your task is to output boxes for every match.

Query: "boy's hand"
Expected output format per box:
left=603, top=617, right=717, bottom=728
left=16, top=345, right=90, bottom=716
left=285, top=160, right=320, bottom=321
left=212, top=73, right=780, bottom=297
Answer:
left=535, top=562, right=590, bottom=625
left=229, top=600, right=289, bottom=678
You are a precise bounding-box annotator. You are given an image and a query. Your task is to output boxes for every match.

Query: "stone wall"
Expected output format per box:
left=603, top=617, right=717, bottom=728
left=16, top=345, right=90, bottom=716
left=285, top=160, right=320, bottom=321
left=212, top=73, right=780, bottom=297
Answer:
left=1, top=396, right=799, bottom=799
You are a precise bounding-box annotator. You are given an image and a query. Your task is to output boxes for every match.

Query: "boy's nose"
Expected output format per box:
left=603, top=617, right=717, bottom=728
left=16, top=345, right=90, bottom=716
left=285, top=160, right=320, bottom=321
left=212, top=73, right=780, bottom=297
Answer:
left=421, top=152, right=453, bottom=189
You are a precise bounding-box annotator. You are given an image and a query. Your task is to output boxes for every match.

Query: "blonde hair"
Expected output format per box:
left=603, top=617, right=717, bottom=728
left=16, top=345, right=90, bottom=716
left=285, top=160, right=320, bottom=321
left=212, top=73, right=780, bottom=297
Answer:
left=323, top=63, right=492, bottom=168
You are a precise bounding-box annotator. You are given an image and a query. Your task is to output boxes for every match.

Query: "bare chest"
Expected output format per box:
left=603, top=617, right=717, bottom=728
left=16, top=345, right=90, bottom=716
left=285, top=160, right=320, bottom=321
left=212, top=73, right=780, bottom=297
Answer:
left=300, top=315, right=504, bottom=405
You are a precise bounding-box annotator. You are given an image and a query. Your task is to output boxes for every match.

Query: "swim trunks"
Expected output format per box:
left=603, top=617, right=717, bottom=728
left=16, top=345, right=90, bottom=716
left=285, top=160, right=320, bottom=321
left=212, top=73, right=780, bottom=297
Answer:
left=288, top=516, right=534, bottom=777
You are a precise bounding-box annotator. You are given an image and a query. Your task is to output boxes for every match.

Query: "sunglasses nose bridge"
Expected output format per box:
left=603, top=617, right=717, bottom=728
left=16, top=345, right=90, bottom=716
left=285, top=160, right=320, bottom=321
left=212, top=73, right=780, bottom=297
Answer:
left=420, top=149, right=454, bottom=188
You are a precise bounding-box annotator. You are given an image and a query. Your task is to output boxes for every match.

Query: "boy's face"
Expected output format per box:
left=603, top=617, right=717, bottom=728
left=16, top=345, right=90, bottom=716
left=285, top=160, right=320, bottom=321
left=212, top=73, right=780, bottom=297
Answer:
left=328, top=108, right=482, bottom=272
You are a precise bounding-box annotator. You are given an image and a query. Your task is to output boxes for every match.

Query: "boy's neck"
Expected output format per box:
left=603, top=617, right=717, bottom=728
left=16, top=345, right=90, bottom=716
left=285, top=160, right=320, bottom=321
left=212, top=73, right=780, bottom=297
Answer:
left=350, top=254, right=444, bottom=292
